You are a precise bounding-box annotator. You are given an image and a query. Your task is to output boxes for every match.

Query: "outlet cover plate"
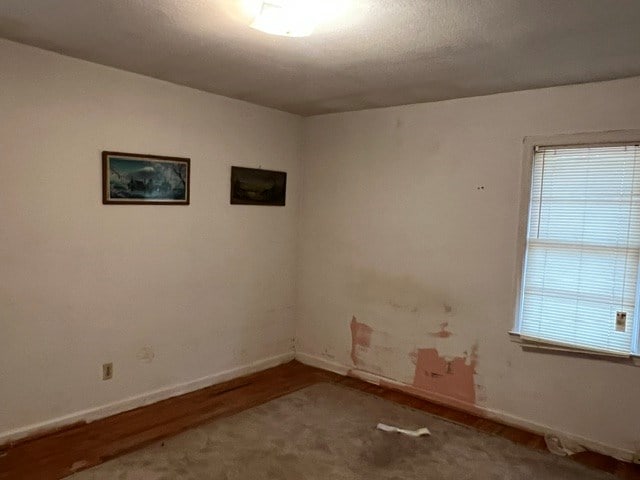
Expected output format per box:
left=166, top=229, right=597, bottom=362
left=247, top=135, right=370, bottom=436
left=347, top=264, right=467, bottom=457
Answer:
left=102, top=362, right=113, bottom=380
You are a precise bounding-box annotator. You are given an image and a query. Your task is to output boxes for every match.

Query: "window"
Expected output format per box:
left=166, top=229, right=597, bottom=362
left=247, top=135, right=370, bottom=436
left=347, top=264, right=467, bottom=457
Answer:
left=516, top=142, right=640, bottom=356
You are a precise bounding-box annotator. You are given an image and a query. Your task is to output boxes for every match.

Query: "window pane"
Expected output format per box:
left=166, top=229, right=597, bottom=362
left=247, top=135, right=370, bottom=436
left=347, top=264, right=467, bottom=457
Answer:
left=520, top=144, right=640, bottom=354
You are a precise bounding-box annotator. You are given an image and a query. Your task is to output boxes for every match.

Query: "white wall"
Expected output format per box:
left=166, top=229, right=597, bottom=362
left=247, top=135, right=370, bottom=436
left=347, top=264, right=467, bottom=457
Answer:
left=297, top=77, right=640, bottom=459
left=0, top=39, right=301, bottom=440
left=3, top=36, right=640, bottom=462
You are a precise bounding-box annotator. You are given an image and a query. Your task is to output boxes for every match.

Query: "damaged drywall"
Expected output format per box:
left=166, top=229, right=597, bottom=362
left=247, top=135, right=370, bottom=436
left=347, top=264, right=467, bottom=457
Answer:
left=412, top=344, right=478, bottom=405
left=348, top=315, right=479, bottom=408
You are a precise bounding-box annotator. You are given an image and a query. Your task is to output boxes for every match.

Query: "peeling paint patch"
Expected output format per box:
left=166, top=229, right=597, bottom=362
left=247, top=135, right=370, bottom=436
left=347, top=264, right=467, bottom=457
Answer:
left=412, top=343, right=478, bottom=404
left=429, top=321, right=453, bottom=338
left=350, top=316, right=373, bottom=366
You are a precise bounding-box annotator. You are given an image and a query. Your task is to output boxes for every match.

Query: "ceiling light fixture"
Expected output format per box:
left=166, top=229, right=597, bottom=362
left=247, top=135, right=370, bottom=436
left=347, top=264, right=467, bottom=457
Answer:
left=244, top=0, right=348, bottom=37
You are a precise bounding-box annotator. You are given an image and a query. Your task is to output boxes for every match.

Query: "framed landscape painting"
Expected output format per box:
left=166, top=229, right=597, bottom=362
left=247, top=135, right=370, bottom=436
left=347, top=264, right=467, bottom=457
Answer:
left=102, top=151, right=190, bottom=205
left=230, top=166, right=286, bottom=206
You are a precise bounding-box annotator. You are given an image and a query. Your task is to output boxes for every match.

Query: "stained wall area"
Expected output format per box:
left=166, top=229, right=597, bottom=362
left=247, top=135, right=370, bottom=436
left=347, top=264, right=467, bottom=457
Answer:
left=0, top=39, right=301, bottom=440
left=296, top=76, right=640, bottom=459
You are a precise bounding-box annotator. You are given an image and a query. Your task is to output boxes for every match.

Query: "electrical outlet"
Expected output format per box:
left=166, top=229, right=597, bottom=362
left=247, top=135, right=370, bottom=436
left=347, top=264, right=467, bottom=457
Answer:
left=102, top=362, right=113, bottom=381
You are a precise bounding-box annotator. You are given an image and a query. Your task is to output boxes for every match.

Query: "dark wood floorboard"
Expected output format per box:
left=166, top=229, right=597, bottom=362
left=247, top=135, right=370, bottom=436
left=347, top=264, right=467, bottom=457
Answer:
left=1, top=361, right=637, bottom=479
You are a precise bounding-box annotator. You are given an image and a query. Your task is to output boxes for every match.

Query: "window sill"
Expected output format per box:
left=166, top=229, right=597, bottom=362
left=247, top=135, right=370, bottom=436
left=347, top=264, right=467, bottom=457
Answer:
left=508, top=332, right=640, bottom=366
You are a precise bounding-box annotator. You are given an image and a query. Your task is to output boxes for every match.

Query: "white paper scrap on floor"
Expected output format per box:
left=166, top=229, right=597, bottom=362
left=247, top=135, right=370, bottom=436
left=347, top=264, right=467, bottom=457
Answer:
left=376, top=423, right=431, bottom=437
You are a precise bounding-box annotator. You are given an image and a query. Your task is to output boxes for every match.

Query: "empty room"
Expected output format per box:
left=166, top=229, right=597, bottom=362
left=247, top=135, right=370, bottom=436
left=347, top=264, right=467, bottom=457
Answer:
left=2, top=1, right=640, bottom=479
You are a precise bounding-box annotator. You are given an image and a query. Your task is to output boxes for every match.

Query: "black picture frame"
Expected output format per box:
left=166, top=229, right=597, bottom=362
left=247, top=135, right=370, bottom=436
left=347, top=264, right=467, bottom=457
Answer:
left=230, top=166, right=286, bottom=206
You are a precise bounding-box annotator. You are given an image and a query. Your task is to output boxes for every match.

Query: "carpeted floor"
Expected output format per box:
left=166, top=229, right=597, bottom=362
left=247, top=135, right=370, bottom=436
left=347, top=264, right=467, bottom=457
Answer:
left=69, top=383, right=615, bottom=479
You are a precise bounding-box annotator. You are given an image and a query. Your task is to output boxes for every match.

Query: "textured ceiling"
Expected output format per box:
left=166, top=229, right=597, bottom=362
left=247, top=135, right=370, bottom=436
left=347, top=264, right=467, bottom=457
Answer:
left=1, top=1, right=640, bottom=116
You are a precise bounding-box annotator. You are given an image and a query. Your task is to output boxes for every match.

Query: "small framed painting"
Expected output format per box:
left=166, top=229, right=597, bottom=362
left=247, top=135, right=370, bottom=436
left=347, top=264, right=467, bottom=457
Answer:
left=102, top=151, right=190, bottom=205
left=230, top=166, right=287, bottom=206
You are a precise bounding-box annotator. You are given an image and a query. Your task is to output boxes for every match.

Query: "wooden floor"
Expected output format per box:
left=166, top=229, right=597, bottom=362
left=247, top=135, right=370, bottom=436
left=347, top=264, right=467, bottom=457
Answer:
left=1, top=361, right=638, bottom=480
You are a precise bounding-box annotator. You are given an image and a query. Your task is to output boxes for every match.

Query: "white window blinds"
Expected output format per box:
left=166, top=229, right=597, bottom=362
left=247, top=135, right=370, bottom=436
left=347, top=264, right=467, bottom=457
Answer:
left=519, top=144, right=640, bottom=355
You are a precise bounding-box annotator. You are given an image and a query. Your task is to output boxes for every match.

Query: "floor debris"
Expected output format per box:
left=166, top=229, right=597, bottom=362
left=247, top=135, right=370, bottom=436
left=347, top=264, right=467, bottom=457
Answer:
left=544, top=434, right=586, bottom=456
left=376, top=423, right=431, bottom=437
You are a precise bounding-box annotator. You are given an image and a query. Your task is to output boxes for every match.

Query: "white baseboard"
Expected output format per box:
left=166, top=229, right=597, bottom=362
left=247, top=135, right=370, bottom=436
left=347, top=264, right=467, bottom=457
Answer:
left=295, top=351, right=635, bottom=463
left=0, top=351, right=295, bottom=446
left=294, top=352, right=350, bottom=375
left=481, top=405, right=634, bottom=463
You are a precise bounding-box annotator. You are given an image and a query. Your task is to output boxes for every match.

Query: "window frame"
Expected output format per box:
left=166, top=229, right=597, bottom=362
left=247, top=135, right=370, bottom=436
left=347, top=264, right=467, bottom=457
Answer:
left=512, top=130, right=640, bottom=361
